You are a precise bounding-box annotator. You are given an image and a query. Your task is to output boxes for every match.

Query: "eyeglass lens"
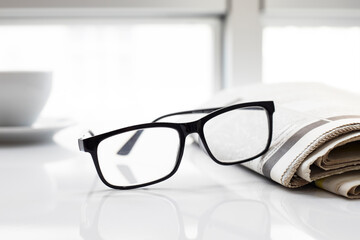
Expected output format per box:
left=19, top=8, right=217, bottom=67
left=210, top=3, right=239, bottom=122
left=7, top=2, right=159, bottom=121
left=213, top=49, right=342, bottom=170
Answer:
left=203, top=106, right=269, bottom=163
left=97, top=127, right=180, bottom=187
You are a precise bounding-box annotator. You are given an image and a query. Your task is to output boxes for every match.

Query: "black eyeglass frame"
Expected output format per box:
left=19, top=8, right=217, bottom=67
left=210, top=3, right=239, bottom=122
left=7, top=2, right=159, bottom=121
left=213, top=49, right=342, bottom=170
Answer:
left=79, top=101, right=275, bottom=190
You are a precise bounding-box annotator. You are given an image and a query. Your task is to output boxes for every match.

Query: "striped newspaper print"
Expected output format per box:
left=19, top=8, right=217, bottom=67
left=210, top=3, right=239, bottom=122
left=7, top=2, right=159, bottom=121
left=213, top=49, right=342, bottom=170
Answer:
left=260, top=115, right=360, bottom=188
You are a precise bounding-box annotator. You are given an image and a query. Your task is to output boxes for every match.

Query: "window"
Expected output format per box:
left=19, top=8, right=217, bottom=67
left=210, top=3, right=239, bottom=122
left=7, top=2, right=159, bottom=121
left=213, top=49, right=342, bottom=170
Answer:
left=263, top=26, right=360, bottom=93
left=0, top=19, right=219, bottom=130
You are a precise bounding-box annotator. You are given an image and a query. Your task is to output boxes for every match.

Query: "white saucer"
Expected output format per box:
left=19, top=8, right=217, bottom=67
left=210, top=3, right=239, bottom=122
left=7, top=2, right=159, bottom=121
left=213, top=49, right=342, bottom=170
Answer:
left=0, top=118, right=74, bottom=143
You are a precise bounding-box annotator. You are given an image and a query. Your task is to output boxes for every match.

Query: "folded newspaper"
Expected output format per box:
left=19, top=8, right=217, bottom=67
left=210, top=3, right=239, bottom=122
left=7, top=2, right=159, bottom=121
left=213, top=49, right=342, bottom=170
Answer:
left=204, top=83, right=360, bottom=199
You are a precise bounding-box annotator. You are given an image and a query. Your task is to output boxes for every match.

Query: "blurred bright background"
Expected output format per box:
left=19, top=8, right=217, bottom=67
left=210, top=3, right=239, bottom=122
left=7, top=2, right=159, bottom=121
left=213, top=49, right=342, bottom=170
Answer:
left=1, top=0, right=360, bottom=133
left=0, top=21, right=217, bottom=130
left=263, top=26, right=360, bottom=90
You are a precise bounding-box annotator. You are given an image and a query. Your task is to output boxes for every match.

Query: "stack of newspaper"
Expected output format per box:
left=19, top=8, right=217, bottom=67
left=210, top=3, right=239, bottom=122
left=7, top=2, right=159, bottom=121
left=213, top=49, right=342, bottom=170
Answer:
left=205, top=83, right=360, bottom=199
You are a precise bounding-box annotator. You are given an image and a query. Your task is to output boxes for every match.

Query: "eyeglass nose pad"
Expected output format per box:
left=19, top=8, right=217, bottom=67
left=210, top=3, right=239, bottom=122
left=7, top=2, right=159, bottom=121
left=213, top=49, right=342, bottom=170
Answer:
left=197, top=135, right=207, bottom=154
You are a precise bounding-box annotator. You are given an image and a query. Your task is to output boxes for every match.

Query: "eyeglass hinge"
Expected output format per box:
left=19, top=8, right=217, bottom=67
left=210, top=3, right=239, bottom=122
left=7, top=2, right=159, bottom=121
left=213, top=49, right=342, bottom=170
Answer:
left=78, top=138, right=86, bottom=152
left=78, top=130, right=95, bottom=152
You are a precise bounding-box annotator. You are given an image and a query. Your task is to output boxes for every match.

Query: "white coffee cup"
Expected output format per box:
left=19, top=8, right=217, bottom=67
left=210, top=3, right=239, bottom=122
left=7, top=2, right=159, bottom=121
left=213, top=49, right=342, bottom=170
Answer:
left=0, top=71, right=52, bottom=126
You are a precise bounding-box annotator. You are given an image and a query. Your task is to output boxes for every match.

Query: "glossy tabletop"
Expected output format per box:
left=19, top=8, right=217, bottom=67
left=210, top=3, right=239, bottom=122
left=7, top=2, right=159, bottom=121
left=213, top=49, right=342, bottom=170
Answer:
left=1, top=128, right=359, bottom=240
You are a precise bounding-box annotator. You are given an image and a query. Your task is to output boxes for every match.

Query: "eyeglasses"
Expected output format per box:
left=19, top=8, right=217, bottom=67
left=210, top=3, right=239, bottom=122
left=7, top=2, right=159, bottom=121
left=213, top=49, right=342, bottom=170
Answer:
left=78, top=101, right=275, bottom=190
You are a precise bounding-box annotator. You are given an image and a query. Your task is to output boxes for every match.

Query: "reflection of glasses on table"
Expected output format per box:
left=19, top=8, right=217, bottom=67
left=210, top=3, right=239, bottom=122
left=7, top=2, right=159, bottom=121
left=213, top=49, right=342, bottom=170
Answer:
left=78, top=101, right=275, bottom=189
left=80, top=191, right=271, bottom=240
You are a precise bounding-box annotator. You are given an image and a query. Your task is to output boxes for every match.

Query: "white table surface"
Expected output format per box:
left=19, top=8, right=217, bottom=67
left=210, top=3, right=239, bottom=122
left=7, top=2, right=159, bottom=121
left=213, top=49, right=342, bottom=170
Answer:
left=1, top=127, right=359, bottom=240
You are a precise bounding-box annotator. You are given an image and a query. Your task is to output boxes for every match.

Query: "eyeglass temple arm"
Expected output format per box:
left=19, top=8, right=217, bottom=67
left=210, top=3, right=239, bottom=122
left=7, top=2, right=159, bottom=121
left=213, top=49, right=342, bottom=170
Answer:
left=117, top=107, right=221, bottom=155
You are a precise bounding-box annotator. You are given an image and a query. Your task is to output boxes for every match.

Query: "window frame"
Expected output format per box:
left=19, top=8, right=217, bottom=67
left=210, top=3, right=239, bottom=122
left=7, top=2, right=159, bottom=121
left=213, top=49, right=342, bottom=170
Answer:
left=0, top=0, right=227, bottom=18
left=0, top=0, right=226, bottom=90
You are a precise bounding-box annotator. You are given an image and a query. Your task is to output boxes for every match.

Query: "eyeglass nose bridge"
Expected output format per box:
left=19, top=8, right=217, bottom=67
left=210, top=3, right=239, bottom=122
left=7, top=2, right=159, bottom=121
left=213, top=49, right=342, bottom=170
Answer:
left=181, top=121, right=201, bottom=136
